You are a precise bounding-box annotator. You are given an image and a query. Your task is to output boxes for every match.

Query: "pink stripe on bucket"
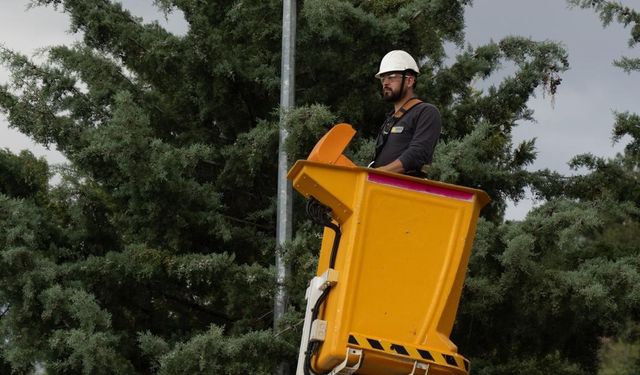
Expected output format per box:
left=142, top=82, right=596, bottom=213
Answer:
left=368, top=173, right=474, bottom=201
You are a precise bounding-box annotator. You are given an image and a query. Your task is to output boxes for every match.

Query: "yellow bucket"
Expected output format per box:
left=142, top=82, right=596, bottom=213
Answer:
left=289, top=124, right=490, bottom=374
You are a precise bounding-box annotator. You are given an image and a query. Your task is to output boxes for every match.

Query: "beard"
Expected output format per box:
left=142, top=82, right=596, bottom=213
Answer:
left=382, top=86, right=402, bottom=102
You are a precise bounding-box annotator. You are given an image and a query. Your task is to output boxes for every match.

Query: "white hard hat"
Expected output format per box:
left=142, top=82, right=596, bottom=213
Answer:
left=375, top=50, right=420, bottom=78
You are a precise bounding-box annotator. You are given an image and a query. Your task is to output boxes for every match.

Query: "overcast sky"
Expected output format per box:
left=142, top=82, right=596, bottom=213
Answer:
left=1, top=0, right=639, bottom=220
left=466, top=0, right=639, bottom=218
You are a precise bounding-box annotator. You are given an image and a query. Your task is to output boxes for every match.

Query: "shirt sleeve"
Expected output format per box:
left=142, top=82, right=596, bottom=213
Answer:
left=397, top=104, right=442, bottom=172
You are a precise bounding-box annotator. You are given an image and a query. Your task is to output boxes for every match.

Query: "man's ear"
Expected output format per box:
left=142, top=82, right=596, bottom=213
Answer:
left=407, top=75, right=415, bottom=88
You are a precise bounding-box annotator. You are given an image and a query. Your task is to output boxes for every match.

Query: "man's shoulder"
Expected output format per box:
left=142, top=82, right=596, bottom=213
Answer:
left=414, top=101, right=440, bottom=113
left=407, top=101, right=440, bottom=119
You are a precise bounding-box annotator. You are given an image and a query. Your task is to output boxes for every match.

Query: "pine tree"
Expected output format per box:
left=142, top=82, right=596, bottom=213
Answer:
left=451, top=3, right=640, bottom=374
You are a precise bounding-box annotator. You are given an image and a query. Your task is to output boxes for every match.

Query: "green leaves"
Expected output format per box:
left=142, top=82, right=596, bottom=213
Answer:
left=156, top=325, right=293, bottom=375
left=0, top=149, right=49, bottom=199
left=597, top=323, right=640, bottom=375
left=457, top=197, right=640, bottom=372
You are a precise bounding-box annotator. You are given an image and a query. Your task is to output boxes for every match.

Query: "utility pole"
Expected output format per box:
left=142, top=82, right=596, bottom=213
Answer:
left=275, top=0, right=295, bottom=373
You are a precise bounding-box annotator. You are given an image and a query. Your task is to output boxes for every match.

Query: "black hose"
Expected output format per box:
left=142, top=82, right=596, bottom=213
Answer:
left=326, top=221, right=341, bottom=269
left=305, top=198, right=341, bottom=269
left=303, top=197, right=343, bottom=375
left=304, top=286, right=332, bottom=375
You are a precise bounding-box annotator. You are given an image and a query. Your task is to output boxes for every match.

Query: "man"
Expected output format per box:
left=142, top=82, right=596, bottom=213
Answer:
left=371, top=50, right=442, bottom=177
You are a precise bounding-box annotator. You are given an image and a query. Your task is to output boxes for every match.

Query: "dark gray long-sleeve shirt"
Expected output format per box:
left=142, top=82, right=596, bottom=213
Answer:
left=373, top=102, right=442, bottom=173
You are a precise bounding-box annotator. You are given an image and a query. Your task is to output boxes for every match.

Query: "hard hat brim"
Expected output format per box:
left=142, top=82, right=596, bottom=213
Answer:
left=374, top=69, right=418, bottom=79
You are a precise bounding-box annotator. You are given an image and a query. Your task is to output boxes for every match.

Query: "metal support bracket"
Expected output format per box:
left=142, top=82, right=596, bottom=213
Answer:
left=408, top=361, right=429, bottom=375
left=295, top=269, right=339, bottom=375
left=329, top=348, right=363, bottom=375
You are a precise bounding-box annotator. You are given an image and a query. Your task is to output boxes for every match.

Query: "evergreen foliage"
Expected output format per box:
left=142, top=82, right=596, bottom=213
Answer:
left=0, top=0, right=638, bottom=374
left=597, top=323, right=640, bottom=375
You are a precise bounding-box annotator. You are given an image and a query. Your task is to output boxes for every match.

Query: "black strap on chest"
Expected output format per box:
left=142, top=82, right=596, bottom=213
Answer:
left=373, top=98, right=423, bottom=163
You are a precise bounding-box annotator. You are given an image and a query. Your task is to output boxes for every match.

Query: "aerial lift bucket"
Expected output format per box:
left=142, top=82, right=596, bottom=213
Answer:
left=290, top=124, right=490, bottom=375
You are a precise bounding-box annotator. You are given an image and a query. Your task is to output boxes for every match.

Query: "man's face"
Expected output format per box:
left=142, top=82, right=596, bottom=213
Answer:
left=379, top=71, right=409, bottom=102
